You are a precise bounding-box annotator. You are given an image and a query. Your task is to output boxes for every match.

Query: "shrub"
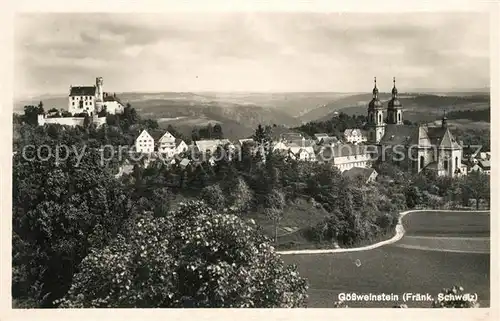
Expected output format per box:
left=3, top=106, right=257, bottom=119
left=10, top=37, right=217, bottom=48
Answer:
left=56, top=201, right=309, bottom=308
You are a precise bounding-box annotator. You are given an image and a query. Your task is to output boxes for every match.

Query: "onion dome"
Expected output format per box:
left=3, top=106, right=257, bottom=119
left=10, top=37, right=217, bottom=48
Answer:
left=388, top=77, right=402, bottom=109
left=368, top=77, right=383, bottom=109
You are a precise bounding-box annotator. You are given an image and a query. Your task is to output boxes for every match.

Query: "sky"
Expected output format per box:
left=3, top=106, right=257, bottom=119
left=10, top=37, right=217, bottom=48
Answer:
left=14, top=12, right=490, bottom=96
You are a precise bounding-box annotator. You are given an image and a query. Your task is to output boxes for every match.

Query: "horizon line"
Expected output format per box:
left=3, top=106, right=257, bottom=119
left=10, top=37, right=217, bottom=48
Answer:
left=15, top=88, right=492, bottom=100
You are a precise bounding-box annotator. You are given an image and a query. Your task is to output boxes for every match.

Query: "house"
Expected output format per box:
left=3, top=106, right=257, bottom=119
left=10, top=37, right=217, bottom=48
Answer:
left=344, top=128, right=367, bottom=144
left=158, top=131, right=177, bottom=156
left=316, top=143, right=371, bottom=172
left=288, top=146, right=316, bottom=161
left=102, top=93, right=125, bottom=114
left=135, top=129, right=155, bottom=154
left=470, top=159, right=490, bottom=174
left=343, top=167, right=378, bottom=183
left=195, top=139, right=233, bottom=154
left=314, top=133, right=330, bottom=142
left=280, top=132, right=304, bottom=142
left=175, top=139, right=189, bottom=154
left=365, top=77, right=467, bottom=178
left=318, top=136, right=339, bottom=146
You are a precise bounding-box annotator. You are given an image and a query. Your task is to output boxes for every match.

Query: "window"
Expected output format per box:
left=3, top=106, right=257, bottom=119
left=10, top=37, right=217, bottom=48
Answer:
left=419, top=156, right=424, bottom=170
left=378, top=114, right=382, bottom=123
left=444, top=159, right=448, bottom=170
left=398, top=113, right=401, bottom=122
left=455, top=157, right=458, bottom=168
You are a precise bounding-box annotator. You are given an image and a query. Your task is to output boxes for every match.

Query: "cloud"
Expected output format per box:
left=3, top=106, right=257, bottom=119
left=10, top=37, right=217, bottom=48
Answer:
left=14, top=12, right=489, bottom=95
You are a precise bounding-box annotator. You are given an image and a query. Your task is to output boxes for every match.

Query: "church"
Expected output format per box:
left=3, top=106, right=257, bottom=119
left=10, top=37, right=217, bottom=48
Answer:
left=366, top=77, right=467, bottom=178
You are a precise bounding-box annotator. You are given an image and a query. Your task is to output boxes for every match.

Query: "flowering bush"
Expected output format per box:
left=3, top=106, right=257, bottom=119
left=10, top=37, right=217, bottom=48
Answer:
left=56, top=201, right=308, bottom=308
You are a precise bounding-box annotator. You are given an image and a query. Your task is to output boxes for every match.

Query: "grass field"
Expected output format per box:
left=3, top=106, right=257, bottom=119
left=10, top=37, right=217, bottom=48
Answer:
left=282, top=210, right=490, bottom=308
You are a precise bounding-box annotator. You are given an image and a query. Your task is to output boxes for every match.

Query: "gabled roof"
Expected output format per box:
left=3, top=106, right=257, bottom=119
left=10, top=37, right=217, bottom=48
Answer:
left=159, top=131, right=175, bottom=142
left=136, top=129, right=154, bottom=141
left=478, top=159, right=490, bottom=169
left=175, top=138, right=186, bottom=147
left=69, top=86, right=96, bottom=96
left=343, top=167, right=377, bottom=181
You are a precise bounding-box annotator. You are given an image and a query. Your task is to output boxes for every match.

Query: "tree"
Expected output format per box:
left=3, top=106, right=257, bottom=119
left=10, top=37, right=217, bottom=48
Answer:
left=200, top=184, right=226, bottom=211
left=12, top=140, right=134, bottom=307
left=57, top=201, right=308, bottom=308
left=264, top=189, right=286, bottom=245
left=462, top=171, right=490, bottom=209
left=213, top=123, right=224, bottom=139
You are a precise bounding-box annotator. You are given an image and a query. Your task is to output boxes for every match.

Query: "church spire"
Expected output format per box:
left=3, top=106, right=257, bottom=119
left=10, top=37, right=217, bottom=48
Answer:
left=392, top=77, right=398, bottom=98
left=372, top=76, right=379, bottom=99
left=442, top=110, right=448, bottom=128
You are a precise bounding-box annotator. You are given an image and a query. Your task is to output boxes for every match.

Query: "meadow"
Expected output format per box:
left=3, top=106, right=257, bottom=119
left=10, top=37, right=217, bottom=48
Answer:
left=281, top=210, right=490, bottom=308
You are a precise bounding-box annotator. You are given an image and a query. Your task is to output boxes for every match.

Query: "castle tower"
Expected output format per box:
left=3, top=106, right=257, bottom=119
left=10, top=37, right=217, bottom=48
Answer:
left=95, top=77, right=104, bottom=113
left=367, top=77, right=385, bottom=144
left=387, top=77, right=403, bottom=125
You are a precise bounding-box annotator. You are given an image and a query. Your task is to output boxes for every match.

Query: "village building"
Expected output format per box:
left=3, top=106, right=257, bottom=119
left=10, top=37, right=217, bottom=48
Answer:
left=343, top=167, right=378, bottom=183
left=135, top=129, right=155, bottom=154
left=366, top=77, right=467, bottom=178
left=314, top=133, right=330, bottom=142
left=470, top=159, right=491, bottom=175
left=343, top=128, right=367, bottom=144
left=316, top=143, right=371, bottom=172
left=158, top=131, right=177, bottom=156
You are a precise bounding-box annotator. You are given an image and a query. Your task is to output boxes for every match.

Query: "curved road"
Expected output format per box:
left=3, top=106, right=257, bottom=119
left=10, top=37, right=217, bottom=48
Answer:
left=280, top=210, right=490, bottom=307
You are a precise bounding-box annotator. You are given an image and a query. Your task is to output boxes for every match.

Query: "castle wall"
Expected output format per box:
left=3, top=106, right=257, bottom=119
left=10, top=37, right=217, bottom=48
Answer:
left=37, top=115, right=106, bottom=127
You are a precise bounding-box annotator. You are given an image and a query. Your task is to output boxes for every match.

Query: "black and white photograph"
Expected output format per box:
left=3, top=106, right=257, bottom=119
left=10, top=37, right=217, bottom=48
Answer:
left=6, top=2, right=496, bottom=314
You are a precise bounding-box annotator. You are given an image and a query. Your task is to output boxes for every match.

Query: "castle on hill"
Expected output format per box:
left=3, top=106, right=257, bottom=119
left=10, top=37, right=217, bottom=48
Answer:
left=366, top=77, right=468, bottom=177
left=38, top=77, right=124, bottom=127
left=68, top=77, right=124, bottom=116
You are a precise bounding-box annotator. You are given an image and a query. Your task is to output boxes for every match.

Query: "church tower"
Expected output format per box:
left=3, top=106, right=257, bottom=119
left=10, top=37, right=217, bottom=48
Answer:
left=367, top=77, right=385, bottom=144
left=387, top=77, right=403, bottom=125
left=95, top=77, right=104, bottom=113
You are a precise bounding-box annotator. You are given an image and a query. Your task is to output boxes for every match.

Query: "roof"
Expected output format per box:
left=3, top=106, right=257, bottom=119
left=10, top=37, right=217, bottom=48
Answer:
left=478, top=159, right=490, bottom=169
left=344, top=128, right=364, bottom=136
left=159, top=131, right=175, bottom=142
left=136, top=129, right=154, bottom=141
left=175, top=138, right=185, bottom=147
left=379, top=124, right=418, bottom=146
left=314, top=133, right=330, bottom=139
left=179, top=158, right=191, bottom=167
left=319, top=136, right=338, bottom=145
left=103, top=94, right=123, bottom=104
left=195, top=139, right=231, bottom=153
left=343, top=167, right=377, bottom=181
left=281, top=132, right=304, bottom=141
left=238, top=138, right=254, bottom=145
left=69, top=86, right=96, bottom=96
left=289, top=146, right=315, bottom=155
left=288, top=139, right=316, bottom=148
left=316, top=143, right=368, bottom=161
